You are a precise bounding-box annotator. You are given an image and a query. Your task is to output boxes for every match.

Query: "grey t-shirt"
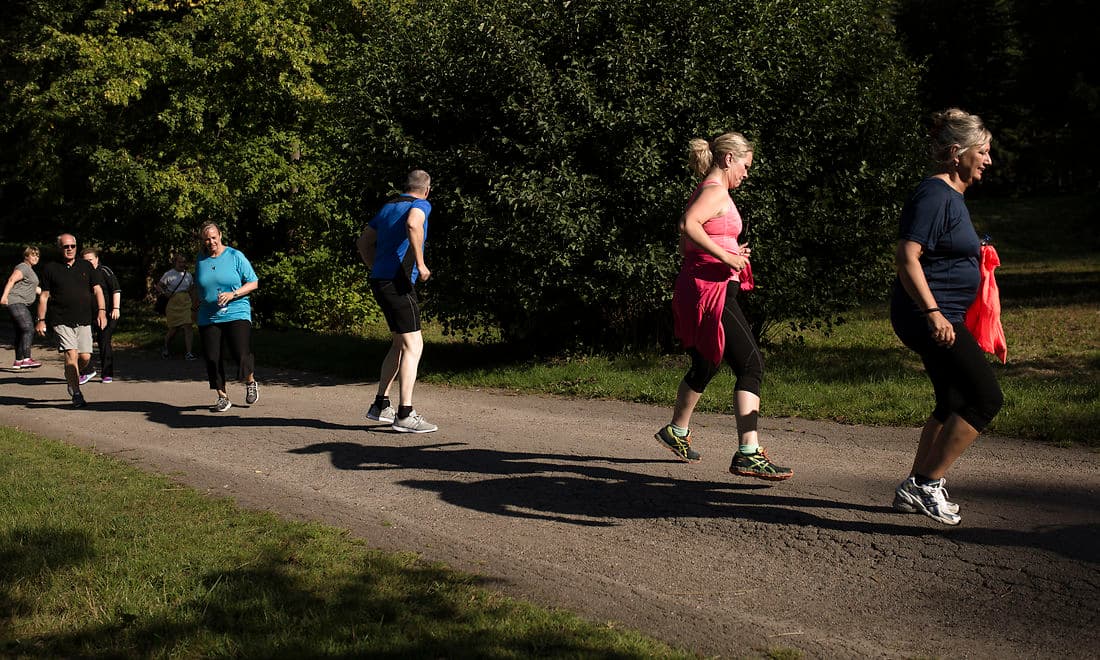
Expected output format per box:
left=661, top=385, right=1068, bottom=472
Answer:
left=8, top=262, right=38, bottom=305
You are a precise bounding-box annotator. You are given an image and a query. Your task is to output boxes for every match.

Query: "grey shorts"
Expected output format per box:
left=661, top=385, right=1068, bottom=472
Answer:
left=54, top=324, right=93, bottom=354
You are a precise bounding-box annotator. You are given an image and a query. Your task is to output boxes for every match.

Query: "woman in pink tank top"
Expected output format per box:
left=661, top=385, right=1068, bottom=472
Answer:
left=653, top=132, right=793, bottom=481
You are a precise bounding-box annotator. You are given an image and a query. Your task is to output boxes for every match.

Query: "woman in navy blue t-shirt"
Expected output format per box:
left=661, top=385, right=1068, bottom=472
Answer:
left=889, top=108, right=1003, bottom=526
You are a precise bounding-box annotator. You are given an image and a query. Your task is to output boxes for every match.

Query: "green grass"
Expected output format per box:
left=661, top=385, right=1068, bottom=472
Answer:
left=0, top=427, right=697, bottom=658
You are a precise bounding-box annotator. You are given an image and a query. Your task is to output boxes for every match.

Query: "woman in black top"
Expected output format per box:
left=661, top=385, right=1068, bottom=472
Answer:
left=890, top=108, right=1003, bottom=526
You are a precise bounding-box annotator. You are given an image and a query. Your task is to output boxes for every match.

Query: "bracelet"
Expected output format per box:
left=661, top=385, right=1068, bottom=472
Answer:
left=922, top=307, right=941, bottom=315
left=98, top=308, right=106, bottom=311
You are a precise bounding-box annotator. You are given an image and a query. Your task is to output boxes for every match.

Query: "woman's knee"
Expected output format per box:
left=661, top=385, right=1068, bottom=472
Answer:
left=976, top=383, right=1005, bottom=429
left=684, top=350, right=719, bottom=393
left=734, top=352, right=764, bottom=396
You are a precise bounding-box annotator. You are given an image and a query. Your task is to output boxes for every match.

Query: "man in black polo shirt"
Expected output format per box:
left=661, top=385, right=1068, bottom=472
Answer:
left=35, top=233, right=107, bottom=408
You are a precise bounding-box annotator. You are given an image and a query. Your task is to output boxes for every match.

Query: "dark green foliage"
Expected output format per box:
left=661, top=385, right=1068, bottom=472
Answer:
left=3, top=0, right=926, bottom=349
left=893, top=0, right=1100, bottom=194
left=328, top=0, right=924, bottom=349
left=2, top=0, right=337, bottom=308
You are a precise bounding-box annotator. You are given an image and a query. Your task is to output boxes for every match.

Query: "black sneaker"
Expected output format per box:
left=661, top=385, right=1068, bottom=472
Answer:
left=729, top=448, right=793, bottom=481
left=71, top=391, right=87, bottom=408
left=654, top=425, right=701, bottom=462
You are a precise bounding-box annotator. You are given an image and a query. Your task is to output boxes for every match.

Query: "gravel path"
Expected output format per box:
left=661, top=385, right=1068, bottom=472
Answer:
left=2, top=349, right=1098, bottom=658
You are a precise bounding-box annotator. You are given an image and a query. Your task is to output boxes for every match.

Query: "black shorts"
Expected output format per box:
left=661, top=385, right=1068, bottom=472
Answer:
left=370, top=277, right=420, bottom=334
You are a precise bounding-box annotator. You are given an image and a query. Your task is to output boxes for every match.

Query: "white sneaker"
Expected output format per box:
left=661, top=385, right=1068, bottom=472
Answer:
left=893, top=477, right=960, bottom=515
left=894, top=477, right=961, bottom=525
left=391, top=410, right=438, bottom=433
left=245, top=381, right=259, bottom=404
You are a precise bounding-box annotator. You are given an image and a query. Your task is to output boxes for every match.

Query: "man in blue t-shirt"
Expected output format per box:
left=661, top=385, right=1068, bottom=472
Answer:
left=356, top=169, right=437, bottom=433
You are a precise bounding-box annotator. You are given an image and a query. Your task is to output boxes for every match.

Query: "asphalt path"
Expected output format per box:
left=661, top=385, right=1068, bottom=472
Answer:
left=2, top=349, right=1098, bottom=658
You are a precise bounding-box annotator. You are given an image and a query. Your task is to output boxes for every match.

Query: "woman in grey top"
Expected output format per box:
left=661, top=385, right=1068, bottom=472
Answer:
left=1, top=246, right=43, bottom=369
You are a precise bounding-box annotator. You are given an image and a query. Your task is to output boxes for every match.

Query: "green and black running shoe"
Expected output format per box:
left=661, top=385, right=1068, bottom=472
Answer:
left=729, top=448, right=793, bottom=481
left=654, top=425, right=701, bottom=462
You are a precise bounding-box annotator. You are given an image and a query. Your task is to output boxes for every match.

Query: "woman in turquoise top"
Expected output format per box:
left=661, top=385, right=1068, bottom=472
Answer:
left=192, top=222, right=260, bottom=413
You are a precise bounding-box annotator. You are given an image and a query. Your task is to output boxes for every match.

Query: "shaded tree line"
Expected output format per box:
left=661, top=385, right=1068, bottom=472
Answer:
left=1, top=0, right=1090, bottom=351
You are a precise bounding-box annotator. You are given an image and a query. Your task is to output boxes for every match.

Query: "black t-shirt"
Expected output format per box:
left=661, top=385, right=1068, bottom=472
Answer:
left=890, top=177, right=981, bottom=323
left=40, top=259, right=105, bottom=326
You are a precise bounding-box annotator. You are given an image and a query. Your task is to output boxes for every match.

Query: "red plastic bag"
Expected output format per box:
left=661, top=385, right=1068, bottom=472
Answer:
left=965, top=244, right=1007, bottom=363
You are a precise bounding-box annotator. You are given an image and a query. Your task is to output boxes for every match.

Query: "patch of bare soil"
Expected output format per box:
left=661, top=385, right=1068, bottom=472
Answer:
left=2, top=349, right=1098, bottom=658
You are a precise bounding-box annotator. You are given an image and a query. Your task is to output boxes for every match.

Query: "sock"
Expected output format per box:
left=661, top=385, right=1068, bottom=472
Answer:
left=914, top=473, right=939, bottom=487
left=669, top=424, right=689, bottom=438
left=739, top=443, right=759, bottom=455
left=397, top=405, right=413, bottom=419
left=374, top=395, right=390, bottom=408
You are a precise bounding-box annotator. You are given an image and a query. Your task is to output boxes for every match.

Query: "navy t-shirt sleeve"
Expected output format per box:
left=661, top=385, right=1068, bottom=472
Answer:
left=899, top=183, right=949, bottom=249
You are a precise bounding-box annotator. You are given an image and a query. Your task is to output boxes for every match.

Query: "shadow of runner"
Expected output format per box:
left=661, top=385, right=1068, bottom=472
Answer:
left=289, top=440, right=898, bottom=521
left=289, top=440, right=1100, bottom=563
left=1, top=393, right=364, bottom=432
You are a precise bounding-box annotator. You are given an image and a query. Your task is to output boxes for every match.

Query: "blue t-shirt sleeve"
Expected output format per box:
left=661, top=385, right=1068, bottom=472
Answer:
left=236, top=250, right=258, bottom=283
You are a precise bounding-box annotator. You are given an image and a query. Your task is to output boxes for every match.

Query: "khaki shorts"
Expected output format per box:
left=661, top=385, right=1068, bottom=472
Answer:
left=54, top=324, right=93, bottom=354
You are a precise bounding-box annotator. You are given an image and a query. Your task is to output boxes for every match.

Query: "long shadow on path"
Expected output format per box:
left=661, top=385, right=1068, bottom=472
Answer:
left=289, top=440, right=1100, bottom=564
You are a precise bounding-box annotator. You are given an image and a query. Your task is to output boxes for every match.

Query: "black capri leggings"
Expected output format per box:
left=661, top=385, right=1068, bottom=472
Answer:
left=683, top=287, right=764, bottom=396
left=199, top=319, right=255, bottom=391
left=894, top=318, right=1003, bottom=432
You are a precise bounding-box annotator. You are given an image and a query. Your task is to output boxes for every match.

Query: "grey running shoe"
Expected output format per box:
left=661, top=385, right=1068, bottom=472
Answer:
left=654, top=425, right=701, bottom=462
left=894, top=477, right=961, bottom=525
left=391, top=410, right=438, bottom=433
left=184, top=352, right=197, bottom=361
left=79, top=370, right=96, bottom=385
left=211, top=396, right=232, bottom=413
left=893, top=477, right=959, bottom=515
left=366, top=403, right=396, bottom=423
left=71, top=391, right=87, bottom=408
left=245, top=381, right=259, bottom=404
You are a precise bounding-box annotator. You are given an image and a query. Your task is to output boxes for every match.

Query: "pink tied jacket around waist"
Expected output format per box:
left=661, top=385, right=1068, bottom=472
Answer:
left=672, top=182, right=748, bottom=365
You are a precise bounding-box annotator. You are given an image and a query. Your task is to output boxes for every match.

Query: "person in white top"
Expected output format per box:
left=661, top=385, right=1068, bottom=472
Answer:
left=156, top=254, right=196, bottom=360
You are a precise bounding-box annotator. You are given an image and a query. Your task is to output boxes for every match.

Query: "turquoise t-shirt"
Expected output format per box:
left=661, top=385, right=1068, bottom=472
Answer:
left=194, top=246, right=258, bottom=326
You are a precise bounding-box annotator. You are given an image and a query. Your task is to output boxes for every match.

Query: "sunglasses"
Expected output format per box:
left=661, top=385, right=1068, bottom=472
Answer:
left=61, top=244, right=77, bottom=249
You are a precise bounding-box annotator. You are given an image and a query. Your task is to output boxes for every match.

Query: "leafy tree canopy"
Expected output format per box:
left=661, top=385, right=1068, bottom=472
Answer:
left=4, top=0, right=931, bottom=349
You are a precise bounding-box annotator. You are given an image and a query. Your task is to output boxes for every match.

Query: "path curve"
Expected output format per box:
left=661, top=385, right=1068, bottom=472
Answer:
left=2, top=350, right=1097, bottom=658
